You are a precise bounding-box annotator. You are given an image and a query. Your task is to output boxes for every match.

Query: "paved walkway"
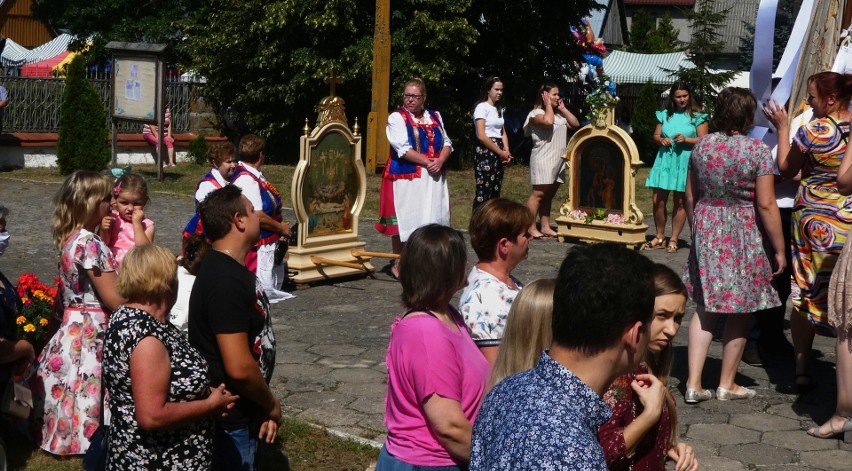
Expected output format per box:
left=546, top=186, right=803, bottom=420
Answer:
left=1, top=175, right=851, bottom=469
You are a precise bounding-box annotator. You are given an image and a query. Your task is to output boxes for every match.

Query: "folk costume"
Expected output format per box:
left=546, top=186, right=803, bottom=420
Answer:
left=182, top=169, right=227, bottom=240
left=230, top=163, right=293, bottom=303
left=375, top=108, right=452, bottom=241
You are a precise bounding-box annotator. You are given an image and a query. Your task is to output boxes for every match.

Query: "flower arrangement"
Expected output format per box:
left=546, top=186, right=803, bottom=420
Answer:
left=585, top=74, right=619, bottom=125
left=567, top=209, right=588, bottom=221
left=605, top=213, right=628, bottom=224
left=567, top=208, right=629, bottom=225
left=15, top=273, right=57, bottom=343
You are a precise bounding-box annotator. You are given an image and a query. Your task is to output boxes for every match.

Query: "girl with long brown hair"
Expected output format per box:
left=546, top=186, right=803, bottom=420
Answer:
left=598, top=264, right=698, bottom=471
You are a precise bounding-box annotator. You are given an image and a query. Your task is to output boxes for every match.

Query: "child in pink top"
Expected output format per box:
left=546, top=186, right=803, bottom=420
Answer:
left=100, top=173, right=155, bottom=266
left=379, top=224, right=490, bottom=470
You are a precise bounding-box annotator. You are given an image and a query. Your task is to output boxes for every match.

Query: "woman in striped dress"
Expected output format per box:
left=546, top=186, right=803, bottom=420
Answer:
left=523, top=84, right=579, bottom=239
left=764, top=71, right=852, bottom=392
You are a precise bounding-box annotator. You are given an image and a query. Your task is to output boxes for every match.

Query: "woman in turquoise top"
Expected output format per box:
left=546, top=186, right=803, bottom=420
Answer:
left=644, top=82, right=708, bottom=252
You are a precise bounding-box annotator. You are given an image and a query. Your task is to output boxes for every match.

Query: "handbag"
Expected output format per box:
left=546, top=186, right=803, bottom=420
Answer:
left=83, top=425, right=109, bottom=471
left=0, top=380, right=32, bottom=419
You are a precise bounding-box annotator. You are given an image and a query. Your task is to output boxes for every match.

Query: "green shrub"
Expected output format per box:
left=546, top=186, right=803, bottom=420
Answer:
left=187, top=134, right=209, bottom=165
left=56, top=55, right=110, bottom=174
left=632, top=79, right=661, bottom=165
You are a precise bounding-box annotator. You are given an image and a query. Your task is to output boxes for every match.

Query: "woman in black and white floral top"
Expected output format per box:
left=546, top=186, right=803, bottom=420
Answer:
left=103, top=245, right=237, bottom=470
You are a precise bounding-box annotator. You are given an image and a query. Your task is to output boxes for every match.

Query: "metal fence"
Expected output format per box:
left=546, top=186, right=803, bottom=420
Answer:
left=1, top=68, right=195, bottom=133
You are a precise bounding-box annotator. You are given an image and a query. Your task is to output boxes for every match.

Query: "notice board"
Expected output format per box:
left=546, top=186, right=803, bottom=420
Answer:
left=112, top=56, right=158, bottom=121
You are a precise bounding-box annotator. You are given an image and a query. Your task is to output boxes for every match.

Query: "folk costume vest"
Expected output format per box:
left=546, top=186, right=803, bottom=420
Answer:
left=230, top=164, right=284, bottom=246
left=182, top=171, right=224, bottom=239
left=384, top=108, right=446, bottom=180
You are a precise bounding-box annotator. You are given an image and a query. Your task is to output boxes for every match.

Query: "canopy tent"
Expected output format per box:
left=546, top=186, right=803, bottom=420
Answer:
left=20, top=51, right=75, bottom=77
left=1, top=33, right=72, bottom=68
left=602, top=50, right=694, bottom=84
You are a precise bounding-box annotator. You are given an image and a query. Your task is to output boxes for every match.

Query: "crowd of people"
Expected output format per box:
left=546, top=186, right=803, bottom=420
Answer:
left=0, top=70, right=851, bottom=470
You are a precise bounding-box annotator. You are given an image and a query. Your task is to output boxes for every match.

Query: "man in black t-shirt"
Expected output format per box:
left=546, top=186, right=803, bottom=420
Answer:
left=189, top=185, right=280, bottom=470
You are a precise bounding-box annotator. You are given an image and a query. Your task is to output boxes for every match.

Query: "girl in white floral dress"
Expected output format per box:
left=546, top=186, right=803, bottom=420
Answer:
left=35, top=171, right=124, bottom=455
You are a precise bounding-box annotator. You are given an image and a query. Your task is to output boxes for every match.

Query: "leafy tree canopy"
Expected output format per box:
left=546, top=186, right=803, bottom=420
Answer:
left=675, top=0, right=735, bottom=112
left=738, top=0, right=799, bottom=70
left=38, top=0, right=597, bottom=161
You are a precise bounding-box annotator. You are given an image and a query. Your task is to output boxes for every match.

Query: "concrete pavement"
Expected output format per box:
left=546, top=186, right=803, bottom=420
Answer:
left=1, top=175, right=850, bottom=469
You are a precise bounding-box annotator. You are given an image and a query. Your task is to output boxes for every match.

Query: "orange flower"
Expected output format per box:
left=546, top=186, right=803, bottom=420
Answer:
left=15, top=316, right=26, bottom=325
left=39, top=318, right=49, bottom=327
left=23, top=324, right=35, bottom=333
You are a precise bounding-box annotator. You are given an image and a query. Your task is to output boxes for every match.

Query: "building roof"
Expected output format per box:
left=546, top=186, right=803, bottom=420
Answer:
left=602, top=50, right=693, bottom=83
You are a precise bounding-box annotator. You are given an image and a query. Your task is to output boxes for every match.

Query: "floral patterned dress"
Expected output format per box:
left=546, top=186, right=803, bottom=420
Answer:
left=35, top=229, right=117, bottom=455
left=103, top=306, right=213, bottom=470
left=683, top=133, right=781, bottom=313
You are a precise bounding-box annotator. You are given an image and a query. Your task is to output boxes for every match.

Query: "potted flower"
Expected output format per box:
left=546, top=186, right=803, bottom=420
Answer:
left=16, top=274, right=57, bottom=353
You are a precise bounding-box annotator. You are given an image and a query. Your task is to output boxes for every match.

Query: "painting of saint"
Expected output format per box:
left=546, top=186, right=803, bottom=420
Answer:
left=301, top=132, right=359, bottom=236
left=576, top=138, right=623, bottom=212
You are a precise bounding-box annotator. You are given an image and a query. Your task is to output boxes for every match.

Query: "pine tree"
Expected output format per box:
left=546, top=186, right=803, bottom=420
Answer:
left=56, top=55, right=110, bottom=174
left=628, top=9, right=656, bottom=52
left=676, top=0, right=735, bottom=112
left=738, top=0, right=798, bottom=70
left=632, top=79, right=662, bottom=164
left=647, top=12, right=683, bottom=53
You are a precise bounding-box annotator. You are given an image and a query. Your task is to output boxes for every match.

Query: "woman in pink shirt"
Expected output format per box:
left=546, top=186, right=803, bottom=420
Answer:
left=378, top=224, right=490, bottom=470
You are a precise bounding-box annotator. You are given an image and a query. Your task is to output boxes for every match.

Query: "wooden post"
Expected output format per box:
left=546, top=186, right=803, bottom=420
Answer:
left=366, top=0, right=391, bottom=173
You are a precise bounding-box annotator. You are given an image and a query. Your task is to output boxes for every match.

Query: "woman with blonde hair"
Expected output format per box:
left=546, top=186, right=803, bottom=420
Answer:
left=486, top=278, right=555, bottom=391
left=37, top=171, right=125, bottom=456
left=103, top=244, right=237, bottom=469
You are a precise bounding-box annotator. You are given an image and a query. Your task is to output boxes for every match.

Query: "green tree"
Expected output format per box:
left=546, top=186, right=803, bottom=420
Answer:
left=183, top=0, right=476, bottom=159
left=32, top=0, right=206, bottom=63
left=675, top=0, right=735, bottom=112
left=56, top=55, right=111, bottom=174
left=738, top=0, right=799, bottom=70
left=463, top=0, right=596, bottom=107
left=632, top=79, right=662, bottom=164
left=628, top=9, right=656, bottom=53
left=647, top=12, right=683, bottom=53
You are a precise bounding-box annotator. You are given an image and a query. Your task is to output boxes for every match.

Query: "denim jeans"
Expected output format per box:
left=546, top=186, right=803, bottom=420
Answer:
left=376, top=446, right=465, bottom=471
left=213, top=425, right=260, bottom=471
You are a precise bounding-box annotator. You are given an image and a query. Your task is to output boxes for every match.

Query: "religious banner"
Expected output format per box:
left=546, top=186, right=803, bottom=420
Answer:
left=555, top=105, right=648, bottom=248
left=288, top=70, right=373, bottom=283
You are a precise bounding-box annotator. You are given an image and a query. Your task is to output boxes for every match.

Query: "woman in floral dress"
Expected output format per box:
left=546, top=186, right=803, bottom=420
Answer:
left=683, top=88, right=786, bottom=403
left=37, top=171, right=125, bottom=455
left=764, top=71, right=852, bottom=392
left=103, top=245, right=236, bottom=469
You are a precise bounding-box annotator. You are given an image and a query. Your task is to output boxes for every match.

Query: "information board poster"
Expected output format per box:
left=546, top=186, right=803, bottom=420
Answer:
left=112, top=56, right=158, bottom=120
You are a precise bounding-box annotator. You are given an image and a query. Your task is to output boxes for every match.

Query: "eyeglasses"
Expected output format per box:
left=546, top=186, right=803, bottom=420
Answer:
left=403, top=94, right=424, bottom=100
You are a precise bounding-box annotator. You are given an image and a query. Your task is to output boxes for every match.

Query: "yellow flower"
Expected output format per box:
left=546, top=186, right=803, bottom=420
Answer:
left=39, top=318, right=49, bottom=327
left=23, top=324, right=35, bottom=333
left=16, top=316, right=26, bottom=325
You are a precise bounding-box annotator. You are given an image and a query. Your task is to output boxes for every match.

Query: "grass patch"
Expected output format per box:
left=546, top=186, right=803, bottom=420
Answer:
left=277, top=417, right=379, bottom=471
left=2, top=163, right=653, bottom=232
left=2, top=417, right=377, bottom=471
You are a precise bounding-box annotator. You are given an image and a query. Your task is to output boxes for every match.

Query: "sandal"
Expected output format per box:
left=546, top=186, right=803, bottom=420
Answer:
left=642, top=237, right=665, bottom=250
left=806, top=415, right=852, bottom=440
left=666, top=241, right=679, bottom=253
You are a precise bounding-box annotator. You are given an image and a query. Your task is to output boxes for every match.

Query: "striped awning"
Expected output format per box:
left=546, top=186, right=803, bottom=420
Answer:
left=1, top=33, right=72, bottom=67
left=602, top=50, right=694, bottom=84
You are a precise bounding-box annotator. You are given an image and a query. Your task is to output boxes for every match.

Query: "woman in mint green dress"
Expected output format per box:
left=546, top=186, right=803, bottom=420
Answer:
left=644, top=82, right=708, bottom=252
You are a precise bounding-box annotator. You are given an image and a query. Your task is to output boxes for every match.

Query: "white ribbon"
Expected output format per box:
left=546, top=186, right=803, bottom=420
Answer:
left=750, top=0, right=817, bottom=140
